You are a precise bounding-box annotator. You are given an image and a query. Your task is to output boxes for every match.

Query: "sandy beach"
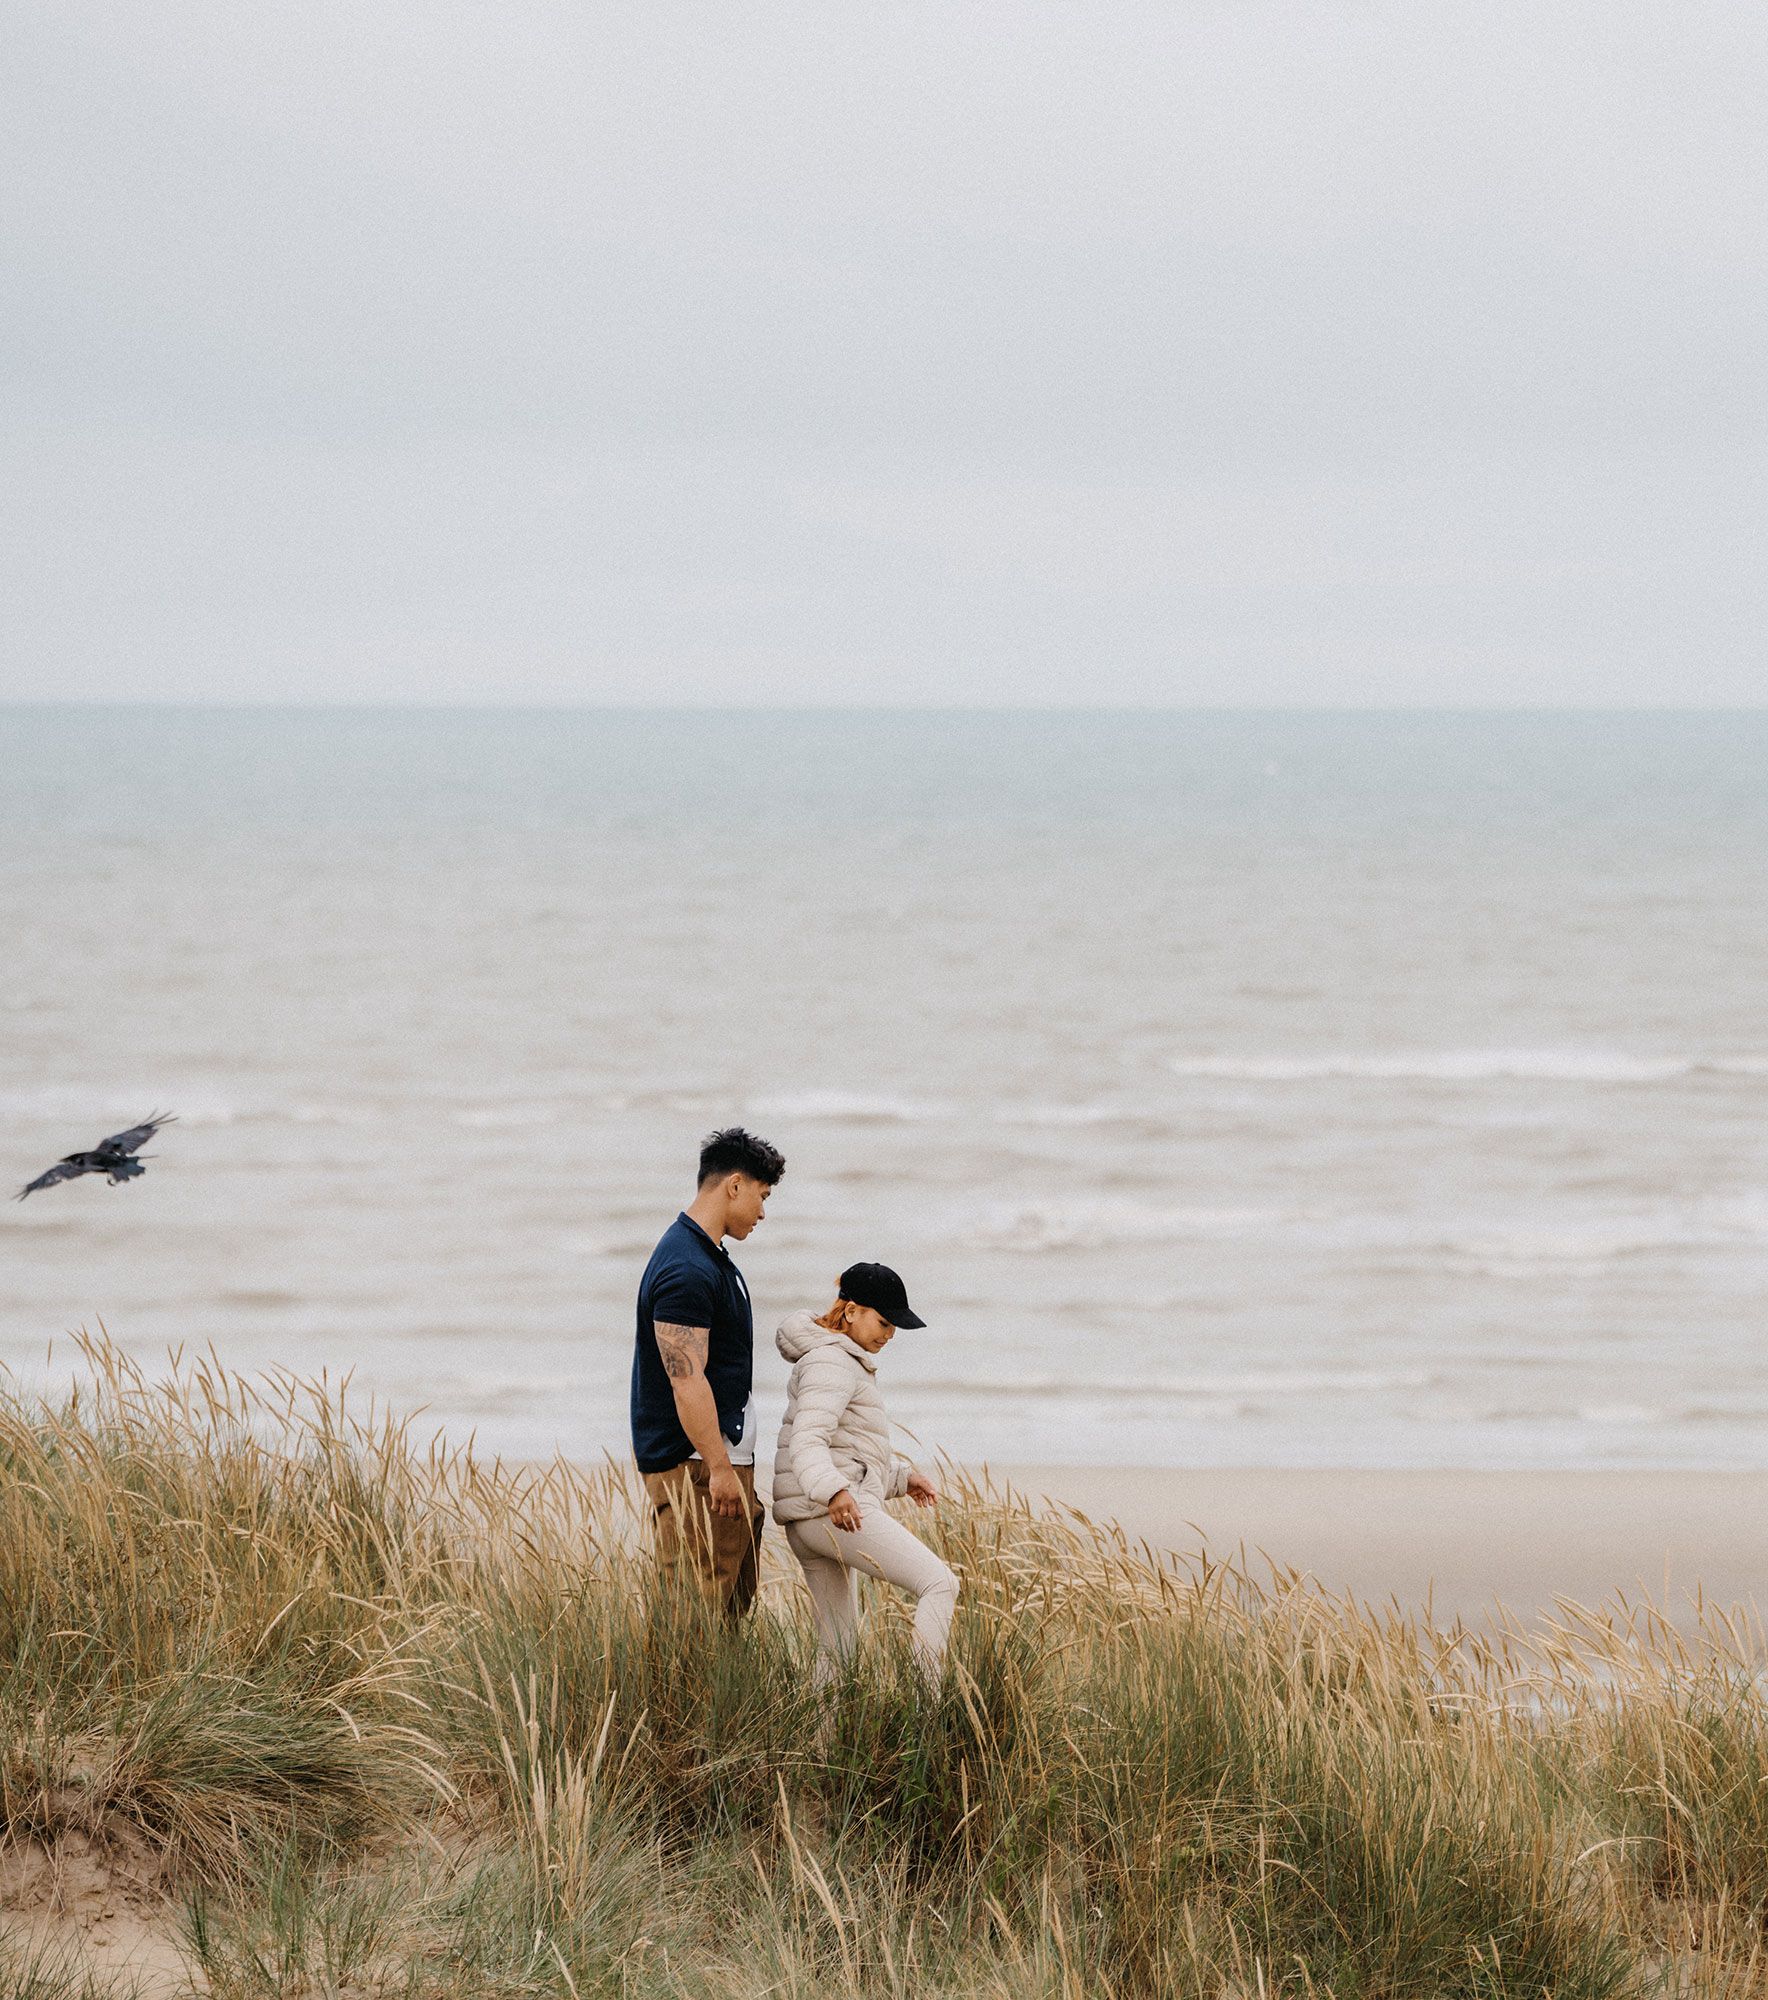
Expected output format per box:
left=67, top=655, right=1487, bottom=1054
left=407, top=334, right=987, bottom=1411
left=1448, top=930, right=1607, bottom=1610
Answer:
left=987, top=1464, right=1768, bottom=1628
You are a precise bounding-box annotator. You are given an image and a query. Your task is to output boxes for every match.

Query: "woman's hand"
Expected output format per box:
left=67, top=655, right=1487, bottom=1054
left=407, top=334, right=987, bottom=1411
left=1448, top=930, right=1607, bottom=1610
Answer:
left=905, top=1470, right=939, bottom=1508
left=828, top=1488, right=863, bottom=1532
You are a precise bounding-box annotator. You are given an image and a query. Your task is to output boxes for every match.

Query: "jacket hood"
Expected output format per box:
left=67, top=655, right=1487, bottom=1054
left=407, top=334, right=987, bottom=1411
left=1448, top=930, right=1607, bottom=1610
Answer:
left=776, top=1307, right=878, bottom=1372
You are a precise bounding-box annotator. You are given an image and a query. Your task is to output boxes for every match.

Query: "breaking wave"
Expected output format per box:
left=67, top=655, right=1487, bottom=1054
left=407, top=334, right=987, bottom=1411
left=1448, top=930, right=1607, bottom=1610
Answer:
left=745, top=1090, right=954, bottom=1124
left=892, top=1367, right=1442, bottom=1402
left=953, top=1199, right=1281, bottom=1252
left=1167, top=1050, right=1768, bottom=1085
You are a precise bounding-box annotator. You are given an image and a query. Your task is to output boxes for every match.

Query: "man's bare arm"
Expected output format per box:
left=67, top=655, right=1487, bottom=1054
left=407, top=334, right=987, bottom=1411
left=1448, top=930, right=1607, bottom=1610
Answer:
left=655, top=1321, right=710, bottom=1383
left=653, top=1322, right=740, bottom=1507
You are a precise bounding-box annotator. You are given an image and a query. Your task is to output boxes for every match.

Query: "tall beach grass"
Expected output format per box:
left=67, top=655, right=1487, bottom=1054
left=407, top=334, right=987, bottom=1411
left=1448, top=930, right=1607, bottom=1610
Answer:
left=1, top=1335, right=1766, bottom=1996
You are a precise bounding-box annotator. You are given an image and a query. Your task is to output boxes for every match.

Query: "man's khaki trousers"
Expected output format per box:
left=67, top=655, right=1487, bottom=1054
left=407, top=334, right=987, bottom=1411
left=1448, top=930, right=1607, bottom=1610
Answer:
left=640, top=1459, right=765, bottom=1618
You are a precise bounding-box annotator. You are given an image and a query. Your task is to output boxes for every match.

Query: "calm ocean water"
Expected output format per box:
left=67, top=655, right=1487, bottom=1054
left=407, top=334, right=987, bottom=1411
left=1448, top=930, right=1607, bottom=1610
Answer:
left=3, top=706, right=1766, bottom=1469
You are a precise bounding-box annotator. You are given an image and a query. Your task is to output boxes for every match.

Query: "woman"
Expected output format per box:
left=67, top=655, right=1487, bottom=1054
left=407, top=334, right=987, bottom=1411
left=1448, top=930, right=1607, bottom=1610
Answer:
left=771, top=1260, right=958, bottom=1686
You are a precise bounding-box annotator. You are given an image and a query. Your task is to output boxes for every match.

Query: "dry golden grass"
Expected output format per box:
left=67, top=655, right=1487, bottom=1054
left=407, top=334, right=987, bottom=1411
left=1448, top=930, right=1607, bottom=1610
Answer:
left=1, top=1334, right=1766, bottom=1996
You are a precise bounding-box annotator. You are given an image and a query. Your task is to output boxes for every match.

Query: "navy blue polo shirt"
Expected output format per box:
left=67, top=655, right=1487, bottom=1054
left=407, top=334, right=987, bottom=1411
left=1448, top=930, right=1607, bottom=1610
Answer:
left=630, top=1212, right=754, bottom=1474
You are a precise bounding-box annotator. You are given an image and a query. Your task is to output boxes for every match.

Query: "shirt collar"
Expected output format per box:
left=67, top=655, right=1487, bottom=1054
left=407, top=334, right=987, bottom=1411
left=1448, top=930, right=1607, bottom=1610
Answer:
left=677, top=1211, right=732, bottom=1262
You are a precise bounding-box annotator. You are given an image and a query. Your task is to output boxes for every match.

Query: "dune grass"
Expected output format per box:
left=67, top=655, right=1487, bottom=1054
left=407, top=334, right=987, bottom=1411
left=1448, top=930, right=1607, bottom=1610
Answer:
left=2, top=1339, right=1767, bottom=1995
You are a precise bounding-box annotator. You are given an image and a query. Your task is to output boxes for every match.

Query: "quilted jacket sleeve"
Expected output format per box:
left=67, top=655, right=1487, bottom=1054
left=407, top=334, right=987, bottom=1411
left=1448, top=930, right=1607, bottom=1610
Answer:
left=887, top=1454, right=914, bottom=1499
left=787, top=1350, right=862, bottom=1506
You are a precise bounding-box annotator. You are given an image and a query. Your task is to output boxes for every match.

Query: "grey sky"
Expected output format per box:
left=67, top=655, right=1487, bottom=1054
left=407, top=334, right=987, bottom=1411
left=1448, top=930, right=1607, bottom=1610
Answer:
left=3, top=2, right=1763, bottom=706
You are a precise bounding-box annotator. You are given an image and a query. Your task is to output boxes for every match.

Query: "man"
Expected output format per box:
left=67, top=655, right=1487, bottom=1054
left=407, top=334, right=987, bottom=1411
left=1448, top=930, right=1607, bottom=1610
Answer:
left=630, top=1125, right=785, bottom=1617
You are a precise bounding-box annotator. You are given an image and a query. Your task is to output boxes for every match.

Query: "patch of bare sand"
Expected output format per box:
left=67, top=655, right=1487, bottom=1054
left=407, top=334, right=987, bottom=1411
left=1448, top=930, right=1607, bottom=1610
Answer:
left=991, top=1463, right=1768, bottom=1628
left=0, top=1831, right=196, bottom=1998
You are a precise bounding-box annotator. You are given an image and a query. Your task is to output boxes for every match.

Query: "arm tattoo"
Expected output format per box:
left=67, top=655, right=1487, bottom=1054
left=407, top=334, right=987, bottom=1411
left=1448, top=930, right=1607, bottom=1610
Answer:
left=654, top=1322, right=709, bottom=1383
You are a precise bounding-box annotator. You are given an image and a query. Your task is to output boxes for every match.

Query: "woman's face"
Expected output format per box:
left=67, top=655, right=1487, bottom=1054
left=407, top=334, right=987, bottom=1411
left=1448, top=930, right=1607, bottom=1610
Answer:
left=839, top=1301, right=896, bottom=1354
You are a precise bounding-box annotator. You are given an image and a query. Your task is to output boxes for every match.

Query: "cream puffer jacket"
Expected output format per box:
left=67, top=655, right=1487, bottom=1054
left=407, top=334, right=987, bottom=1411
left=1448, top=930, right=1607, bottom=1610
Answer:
left=770, top=1309, right=914, bottom=1524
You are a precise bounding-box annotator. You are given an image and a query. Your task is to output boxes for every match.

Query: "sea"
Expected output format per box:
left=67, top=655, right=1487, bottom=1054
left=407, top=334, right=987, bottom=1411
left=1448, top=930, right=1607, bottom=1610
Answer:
left=3, top=706, right=1766, bottom=1471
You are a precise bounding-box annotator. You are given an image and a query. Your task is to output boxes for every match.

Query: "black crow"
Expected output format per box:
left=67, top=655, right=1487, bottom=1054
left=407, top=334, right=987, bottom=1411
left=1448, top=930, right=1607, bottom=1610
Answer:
left=17, top=1114, right=176, bottom=1199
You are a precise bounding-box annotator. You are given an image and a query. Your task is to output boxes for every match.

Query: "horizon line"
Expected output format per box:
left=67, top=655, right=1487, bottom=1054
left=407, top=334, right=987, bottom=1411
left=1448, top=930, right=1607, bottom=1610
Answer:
left=5, top=698, right=1767, bottom=718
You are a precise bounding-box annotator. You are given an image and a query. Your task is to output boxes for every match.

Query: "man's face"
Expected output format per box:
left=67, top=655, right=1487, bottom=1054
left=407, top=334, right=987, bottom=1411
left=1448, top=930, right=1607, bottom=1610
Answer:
left=723, top=1173, right=771, bottom=1240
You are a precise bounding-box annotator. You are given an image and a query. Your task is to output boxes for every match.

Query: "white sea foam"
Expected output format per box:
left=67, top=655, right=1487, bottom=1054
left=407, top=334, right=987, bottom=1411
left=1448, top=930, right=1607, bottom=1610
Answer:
left=1166, top=1050, right=1768, bottom=1084
left=1441, top=1204, right=1768, bottom=1268
left=894, top=1367, right=1441, bottom=1402
left=954, top=1199, right=1279, bottom=1252
left=559, top=1235, right=659, bottom=1261
left=993, top=1101, right=1145, bottom=1128
left=0, top=1086, right=239, bottom=1126
left=746, top=1089, right=954, bottom=1124
left=451, top=1104, right=560, bottom=1129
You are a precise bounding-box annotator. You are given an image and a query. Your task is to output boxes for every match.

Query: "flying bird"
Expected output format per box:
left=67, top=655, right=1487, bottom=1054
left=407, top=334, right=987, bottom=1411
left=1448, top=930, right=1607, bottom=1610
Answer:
left=17, top=1114, right=176, bottom=1200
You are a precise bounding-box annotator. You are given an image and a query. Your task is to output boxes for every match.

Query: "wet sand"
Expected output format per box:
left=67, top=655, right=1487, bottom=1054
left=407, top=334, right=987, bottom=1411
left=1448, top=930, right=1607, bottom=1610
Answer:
left=985, top=1465, right=1768, bottom=1628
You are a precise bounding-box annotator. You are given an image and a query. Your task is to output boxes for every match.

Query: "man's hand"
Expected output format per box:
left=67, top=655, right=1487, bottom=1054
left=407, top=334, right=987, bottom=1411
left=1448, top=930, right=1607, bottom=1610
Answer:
left=905, top=1470, right=939, bottom=1508
left=828, top=1488, right=863, bottom=1532
left=707, top=1461, right=747, bottom=1520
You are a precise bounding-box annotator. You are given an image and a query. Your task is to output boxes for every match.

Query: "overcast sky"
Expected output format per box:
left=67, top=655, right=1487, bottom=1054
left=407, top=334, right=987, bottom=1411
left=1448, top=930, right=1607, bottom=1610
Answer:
left=2, top=2, right=1763, bottom=707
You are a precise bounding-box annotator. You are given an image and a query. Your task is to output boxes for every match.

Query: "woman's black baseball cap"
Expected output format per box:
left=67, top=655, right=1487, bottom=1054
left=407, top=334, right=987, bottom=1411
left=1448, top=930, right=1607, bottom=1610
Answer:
left=837, top=1261, right=926, bottom=1329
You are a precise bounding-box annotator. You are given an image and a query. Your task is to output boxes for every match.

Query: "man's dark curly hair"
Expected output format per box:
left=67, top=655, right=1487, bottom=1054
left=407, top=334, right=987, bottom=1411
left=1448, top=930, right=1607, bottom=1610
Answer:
left=697, top=1126, right=786, bottom=1188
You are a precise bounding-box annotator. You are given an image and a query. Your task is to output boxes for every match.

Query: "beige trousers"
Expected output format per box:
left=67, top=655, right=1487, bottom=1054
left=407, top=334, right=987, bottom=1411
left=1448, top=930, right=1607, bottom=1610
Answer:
left=784, top=1498, right=959, bottom=1684
left=639, top=1459, right=765, bottom=1620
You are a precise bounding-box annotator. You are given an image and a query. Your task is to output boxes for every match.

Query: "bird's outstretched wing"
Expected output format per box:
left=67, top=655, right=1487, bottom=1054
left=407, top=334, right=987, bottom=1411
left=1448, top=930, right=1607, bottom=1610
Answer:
left=17, top=1159, right=90, bottom=1200
left=96, top=1112, right=176, bottom=1158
